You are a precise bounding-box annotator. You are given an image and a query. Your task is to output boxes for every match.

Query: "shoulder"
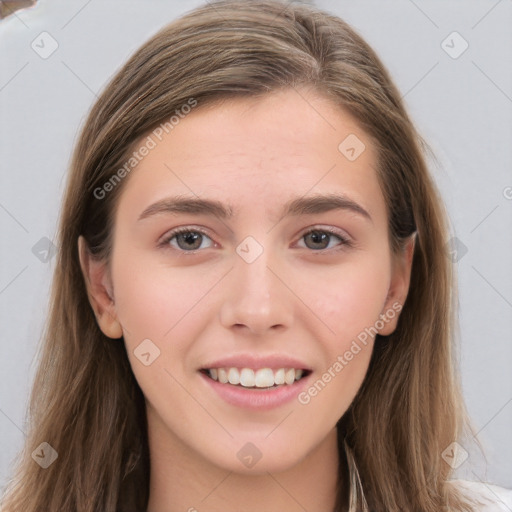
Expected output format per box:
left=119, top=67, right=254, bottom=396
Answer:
left=450, top=479, right=512, bottom=511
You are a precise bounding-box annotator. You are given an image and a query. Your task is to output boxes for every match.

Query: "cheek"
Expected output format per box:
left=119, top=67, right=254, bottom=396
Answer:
left=111, top=251, right=219, bottom=342
left=294, top=262, right=386, bottom=421
left=292, top=254, right=391, bottom=342
left=109, top=253, right=218, bottom=417
left=296, top=340, right=373, bottom=439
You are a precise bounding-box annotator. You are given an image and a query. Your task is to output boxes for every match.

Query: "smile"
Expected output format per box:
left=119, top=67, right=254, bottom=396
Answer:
left=202, top=367, right=310, bottom=389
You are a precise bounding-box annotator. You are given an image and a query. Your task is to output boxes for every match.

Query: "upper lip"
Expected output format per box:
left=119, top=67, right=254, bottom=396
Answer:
left=200, top=354, right=312, bottom=371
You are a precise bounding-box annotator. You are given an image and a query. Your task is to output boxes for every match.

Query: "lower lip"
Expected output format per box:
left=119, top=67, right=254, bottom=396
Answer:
left=199, top=371, right=311, bottom=411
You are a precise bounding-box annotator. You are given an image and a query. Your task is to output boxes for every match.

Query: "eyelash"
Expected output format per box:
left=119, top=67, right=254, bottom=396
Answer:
left=158, top=226, right=353, bottom=254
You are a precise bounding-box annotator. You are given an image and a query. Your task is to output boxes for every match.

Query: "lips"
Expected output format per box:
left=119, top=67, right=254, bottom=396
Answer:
left=199, top=364, right=312, bottom=411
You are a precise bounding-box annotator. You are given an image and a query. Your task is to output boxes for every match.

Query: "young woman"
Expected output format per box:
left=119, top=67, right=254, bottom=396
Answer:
left=1, top=1, right=511, bottom=511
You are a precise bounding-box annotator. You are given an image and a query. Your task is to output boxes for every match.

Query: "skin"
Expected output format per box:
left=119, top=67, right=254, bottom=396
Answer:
left=79, top=87, right=414, bottom=512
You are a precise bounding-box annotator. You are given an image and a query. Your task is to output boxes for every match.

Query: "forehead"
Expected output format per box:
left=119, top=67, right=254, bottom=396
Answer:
left=150, top=89, right=374, bottom=171
left=115, top=88, right=385, bottom=225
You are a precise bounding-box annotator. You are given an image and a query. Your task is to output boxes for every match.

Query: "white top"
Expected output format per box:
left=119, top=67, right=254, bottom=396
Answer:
left=452, top=479, right=512, bottom=511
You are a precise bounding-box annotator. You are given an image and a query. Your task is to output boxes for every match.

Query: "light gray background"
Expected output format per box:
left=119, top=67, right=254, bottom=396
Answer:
left=1, top=0, right=511, bottom=494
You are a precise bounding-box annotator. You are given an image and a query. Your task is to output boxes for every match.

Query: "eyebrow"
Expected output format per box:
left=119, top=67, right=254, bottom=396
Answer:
left=137, top=193, right=372, bottom=222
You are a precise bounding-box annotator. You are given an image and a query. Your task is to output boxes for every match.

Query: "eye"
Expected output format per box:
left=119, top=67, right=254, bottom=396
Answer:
left=297, top=228, right=352, bottom=251
left=160, top=228, right=214, bottom=252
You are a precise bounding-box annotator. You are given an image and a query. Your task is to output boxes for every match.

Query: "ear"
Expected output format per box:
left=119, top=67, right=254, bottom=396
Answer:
left=377, top=234, right=416, bottom=336
left=78, top=236, right=123, bottom=339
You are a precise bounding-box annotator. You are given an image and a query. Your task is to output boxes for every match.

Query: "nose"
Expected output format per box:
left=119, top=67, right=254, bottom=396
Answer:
left=219, top=246, right=293, bottom=336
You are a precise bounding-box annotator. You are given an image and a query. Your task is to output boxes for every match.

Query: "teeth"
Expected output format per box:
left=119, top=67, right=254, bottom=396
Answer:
left=254, top=368, right=274, bottom=388
left=218, top=368, right=228, bottom=384
left=207, top=367, right=306, bottom=388
left=274, top=368, right=285, bottom=385
left=284, top=368, right=295, bottom=385
left=240, top=368, right=255, bottom=387
left=228, top=368, right=240, bottom=385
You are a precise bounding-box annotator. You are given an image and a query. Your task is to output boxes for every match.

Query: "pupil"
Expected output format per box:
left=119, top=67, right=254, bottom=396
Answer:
left=179, top=232, right=201, bottom=250
left=307, top=230, right=328, bottom=249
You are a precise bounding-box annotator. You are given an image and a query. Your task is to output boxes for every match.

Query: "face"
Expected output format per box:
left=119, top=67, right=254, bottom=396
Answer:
left=81, top=87, right=412, bottom=475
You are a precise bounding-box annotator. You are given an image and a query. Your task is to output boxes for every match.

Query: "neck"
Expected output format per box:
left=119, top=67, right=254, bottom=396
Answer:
left=146, top=413, right=340, bottom=512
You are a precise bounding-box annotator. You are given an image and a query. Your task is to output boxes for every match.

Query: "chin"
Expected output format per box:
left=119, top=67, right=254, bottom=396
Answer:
left=200, top=434, right=317, bottom=476
left=221, top=452, right=307, bottom=476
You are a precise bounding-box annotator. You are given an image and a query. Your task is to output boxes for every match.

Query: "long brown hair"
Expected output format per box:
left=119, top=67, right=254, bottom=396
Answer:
left=1, top=1, right=480, bottom=510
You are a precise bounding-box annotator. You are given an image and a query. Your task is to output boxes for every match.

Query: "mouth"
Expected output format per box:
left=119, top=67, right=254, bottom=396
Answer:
left=200, top=367, right=312, bottom=390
